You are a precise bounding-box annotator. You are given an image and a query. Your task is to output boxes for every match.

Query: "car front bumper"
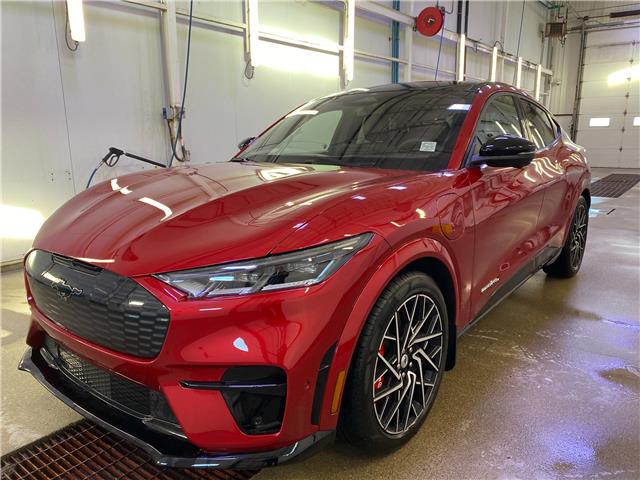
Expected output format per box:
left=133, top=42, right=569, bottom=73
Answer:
left=18, top=346, right=334, bottom=469
left=19, top=236, right=387, bottom=463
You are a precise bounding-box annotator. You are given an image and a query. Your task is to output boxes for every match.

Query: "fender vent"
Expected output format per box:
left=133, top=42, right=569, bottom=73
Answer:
left=311, top=344, right=336, bottom=425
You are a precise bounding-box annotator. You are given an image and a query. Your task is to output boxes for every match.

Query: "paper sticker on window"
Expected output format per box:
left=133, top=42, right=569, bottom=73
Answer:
left=420, top=141, right=437, bottom=152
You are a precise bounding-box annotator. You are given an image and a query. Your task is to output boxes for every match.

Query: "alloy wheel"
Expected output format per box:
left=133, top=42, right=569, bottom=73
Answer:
left=570, top=203, right=588, bottom=270
left=372, top=294, right=444, bottom=436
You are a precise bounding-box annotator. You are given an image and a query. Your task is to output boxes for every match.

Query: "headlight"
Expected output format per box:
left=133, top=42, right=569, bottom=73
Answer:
left=155, top=233, right=373, bottom=299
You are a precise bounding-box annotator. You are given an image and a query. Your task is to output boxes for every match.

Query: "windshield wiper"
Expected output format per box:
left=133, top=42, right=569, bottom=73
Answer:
left=288, top=158, right=382, bottom=168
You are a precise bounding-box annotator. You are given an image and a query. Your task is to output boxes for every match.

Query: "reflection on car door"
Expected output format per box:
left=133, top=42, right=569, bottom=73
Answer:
left=518, top=99, right=571, bottom=251
left=466, top=94, right=546, bottom=320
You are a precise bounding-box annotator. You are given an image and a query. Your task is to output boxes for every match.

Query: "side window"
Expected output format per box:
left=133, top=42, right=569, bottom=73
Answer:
left=520, top=101, right=557, bottom=149
left=546, top=112, right=561, bottom=137
left=473, top=95, right=523, bottom=153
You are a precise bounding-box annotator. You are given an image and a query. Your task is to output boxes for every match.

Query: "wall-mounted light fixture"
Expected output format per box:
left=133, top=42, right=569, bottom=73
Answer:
left=343, top=0, right=356, bottom=82
left=534, top=64, right=542, bottom=100
left=247, top=0, right=261, bottom=67
left=66, top=0, right=85, bottom=42
left=490, top=45, right=498, bottom=82
left=516, top=56, right=522, bottom=88
left=456, top=33, right=466, bottom=82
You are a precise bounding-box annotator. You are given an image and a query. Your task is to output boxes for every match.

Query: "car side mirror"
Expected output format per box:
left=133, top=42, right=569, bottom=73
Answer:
left=470, top=135, right=536, bottom=168
left=237, top=136, right=256, bottom=150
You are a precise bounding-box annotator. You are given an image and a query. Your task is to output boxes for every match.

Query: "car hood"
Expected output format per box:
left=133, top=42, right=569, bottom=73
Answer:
left=33, top=161, right=421, bottom=276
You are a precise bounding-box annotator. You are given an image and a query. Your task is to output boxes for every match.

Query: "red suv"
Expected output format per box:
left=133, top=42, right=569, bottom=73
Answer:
left=20, top=82, right=590, bottom=468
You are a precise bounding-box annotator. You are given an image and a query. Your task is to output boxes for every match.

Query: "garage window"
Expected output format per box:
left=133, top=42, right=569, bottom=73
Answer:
left=589, top=117, right=610, bottom=127
left=633, top=117, right=640, bottom=127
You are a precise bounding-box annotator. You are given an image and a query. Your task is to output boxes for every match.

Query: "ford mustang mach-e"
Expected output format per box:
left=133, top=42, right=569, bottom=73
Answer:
left=19, top=82, right=590, bottom=468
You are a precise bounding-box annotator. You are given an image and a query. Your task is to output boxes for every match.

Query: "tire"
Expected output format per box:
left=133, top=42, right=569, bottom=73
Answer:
left=339, top=271, right=448, bottom=452
left=543, top=196, right=589, bottom=278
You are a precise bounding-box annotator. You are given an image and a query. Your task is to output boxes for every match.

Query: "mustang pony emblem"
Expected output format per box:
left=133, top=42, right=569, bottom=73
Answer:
left=52, top=279, right=83, bottom=301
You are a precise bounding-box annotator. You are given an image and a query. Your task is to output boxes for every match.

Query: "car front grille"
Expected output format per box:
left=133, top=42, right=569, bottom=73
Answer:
left=43, top=336, right=180, bottom=428
left=25, top=250, right=169, bottom=358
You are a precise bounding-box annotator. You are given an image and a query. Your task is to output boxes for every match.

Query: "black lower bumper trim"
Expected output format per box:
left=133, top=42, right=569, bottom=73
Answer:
left=18, top=346, right=334, bottom=469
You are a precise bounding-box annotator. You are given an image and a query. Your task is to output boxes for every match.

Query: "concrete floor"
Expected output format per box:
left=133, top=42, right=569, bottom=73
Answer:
left=1, top=167, right=638, bottom=479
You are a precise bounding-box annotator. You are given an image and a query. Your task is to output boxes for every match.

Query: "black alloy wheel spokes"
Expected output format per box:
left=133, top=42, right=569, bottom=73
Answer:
left=372, top=294, right=444, bottom=435
left=570, top=204, right=588, bottom=269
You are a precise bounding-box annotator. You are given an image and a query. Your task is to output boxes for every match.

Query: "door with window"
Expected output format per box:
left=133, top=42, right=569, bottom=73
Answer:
left=466, top=94, right=547, bottom=318
left=518, top=99, right=571, bottom=250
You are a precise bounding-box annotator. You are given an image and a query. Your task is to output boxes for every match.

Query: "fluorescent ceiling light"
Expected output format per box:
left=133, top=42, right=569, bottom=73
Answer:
left=344, top=0, right=356, bottom=82
left=535, top=64, right=542, bottom=101
left=589, top=117, right=610, bottom=127
left=633, top=117, right=640, bottom=126
left=456, top=34, right=466, bottom=82
left=448, top=104, right=471, bottom=111
left=494, top=121, right=507, bottom=134
left=138, top=197, right=172, bottom=221
left=66, top=0, right=85, bottom=42
left=248, top=0, right=261, bottom=67
left=516, top=57, right=522, bottom=88
left=490, top=46, right=498, bottom=82
left=286, top=110, right=319, bottom=117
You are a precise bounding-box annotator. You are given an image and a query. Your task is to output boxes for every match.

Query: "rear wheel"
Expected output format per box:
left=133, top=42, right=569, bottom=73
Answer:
left=339, top=272, right=448, bottom=452
left=543, top=196, right=589, bottom=278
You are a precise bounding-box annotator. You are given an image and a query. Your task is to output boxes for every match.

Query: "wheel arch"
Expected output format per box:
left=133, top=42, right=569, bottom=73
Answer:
left=397, top=257, right=457, bottom=371
left=317, top=237, right=461, bottom=429
left=581, top=187, right=591, bottom=207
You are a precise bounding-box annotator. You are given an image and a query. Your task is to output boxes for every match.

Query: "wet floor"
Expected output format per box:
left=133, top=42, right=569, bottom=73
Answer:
left=1, top=168, right=638, bottom=478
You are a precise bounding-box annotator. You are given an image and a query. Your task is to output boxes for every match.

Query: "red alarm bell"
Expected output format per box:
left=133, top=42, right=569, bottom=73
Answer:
left=416, top=6, right=444, bottom=37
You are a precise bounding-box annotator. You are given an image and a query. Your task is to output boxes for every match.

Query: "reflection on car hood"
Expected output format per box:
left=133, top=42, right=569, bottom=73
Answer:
left=33, top=161, right=419, bottom=276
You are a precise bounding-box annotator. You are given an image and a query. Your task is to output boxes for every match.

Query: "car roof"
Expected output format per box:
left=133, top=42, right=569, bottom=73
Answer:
left=359, top=81, right=534, bottom=102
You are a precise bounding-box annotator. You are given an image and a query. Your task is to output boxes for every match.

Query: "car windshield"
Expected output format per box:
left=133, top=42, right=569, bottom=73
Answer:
left=239, top=87, right=472, bottom=172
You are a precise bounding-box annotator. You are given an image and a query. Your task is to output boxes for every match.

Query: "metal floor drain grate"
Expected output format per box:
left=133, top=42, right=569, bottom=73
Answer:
left=590, top=174, right=640, bottom=198
left=0, top=421, right=258, bottom=480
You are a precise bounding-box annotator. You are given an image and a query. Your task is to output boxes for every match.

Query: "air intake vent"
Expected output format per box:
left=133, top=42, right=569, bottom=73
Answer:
left=220, top=366, right=286, bottom=435
left=43, top=336, right=179, bottom=428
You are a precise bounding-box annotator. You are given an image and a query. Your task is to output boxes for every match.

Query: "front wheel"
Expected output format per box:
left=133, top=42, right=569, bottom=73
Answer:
left=543, top=196, right=589, bottom=278
left=339, top=272, right=448, bottom=452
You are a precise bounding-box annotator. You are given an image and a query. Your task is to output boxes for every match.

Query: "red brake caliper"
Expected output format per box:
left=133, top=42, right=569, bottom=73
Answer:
left=374, top=345, right=385, bottom=391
